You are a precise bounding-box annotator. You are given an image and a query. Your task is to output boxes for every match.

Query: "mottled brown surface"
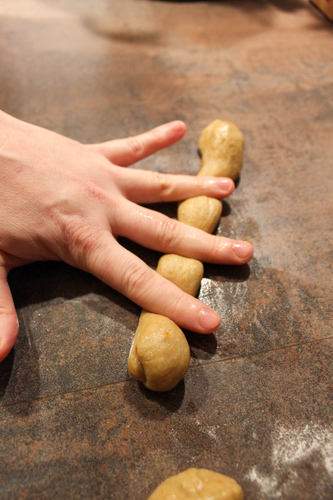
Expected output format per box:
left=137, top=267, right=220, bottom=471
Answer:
left=0, top=1, right=332, bottom=499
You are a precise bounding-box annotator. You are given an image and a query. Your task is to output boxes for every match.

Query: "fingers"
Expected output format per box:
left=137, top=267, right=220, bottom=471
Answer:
left=115, top=168, right=235, bottom=204
left=83, top=233, right=221, bottom=334
left=88, top=121, right=186, bottom=167
left=113, top=202, right=253, bottom=265
left=0, top=264, right=19, bottom=362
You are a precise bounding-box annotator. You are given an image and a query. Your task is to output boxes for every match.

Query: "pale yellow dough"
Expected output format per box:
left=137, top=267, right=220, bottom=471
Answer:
left=127, top=255, right=202, bottom=391
left=127, top=311, right=190, bottom=392
left=178, top=196, right=222, bottom=234
left=147, top=468, right=244, bottom=500
left=156, top=254, right=204, bottom=296
left=128, top=120, right=244, bottom=392
left=198, top=120, right=244, bottom=180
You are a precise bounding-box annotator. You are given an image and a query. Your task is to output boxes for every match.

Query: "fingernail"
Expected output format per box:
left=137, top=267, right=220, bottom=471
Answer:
left=233, top=242, right=252, bottom=259
left=198, top=308, right=221, bottom=331
left=217, top=178, right=234, bottom=192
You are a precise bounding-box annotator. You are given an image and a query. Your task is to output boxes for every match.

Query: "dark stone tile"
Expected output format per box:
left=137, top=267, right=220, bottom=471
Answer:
left=0, top=0, right=332, bottom=411
left=1, top=262, right=139, bottom=405
left=0, top=2, right=332, bottom=498
left=189, top=257, right=332, bottom=363
left=0, top=340, right=332, bottom=500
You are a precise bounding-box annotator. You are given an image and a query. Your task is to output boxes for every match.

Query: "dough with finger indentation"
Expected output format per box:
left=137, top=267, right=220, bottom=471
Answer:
left=178, top=196, right=222, bottom=234
left=156, top=254, right=204, bottom=296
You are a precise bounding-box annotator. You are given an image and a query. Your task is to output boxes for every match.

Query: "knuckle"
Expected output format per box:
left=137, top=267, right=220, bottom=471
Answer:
left=165, top=287, right=195, bottom=325
left=63, top=218, right=101, bottom=262
left=122, top=264, right=152, bottom=301
left=157, top=217, right=181, bottom=250
left=83, top=182, right=106, bottom=202
left=195, top=177, right=204, bottom=190
left=168, top=290, right=187, bottom=316
left=127, top=137, right=144, bottom=159
left=153, top=172, right=173, bottom=199
left=208, top=235, right=224, bottom=261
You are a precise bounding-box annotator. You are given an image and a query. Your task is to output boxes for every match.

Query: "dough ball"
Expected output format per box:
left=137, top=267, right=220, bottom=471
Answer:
left=178, top=196, right=222, bottom=234
left=147, top=468, right=244, bottom=500
left=198, top=120, right=244, bottom=180
left=156, top=254, right=204, bottom=296
left=127, top=311, right=190, bottom=392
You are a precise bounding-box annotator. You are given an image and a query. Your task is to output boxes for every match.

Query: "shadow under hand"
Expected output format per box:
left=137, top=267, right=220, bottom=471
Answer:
left=186, top=331, right=217, bottom=363
left=205, top=262, right=251, bottom=283
left=3, top=260, right=144, bottom=410
left=0, top=349, right=15, bottom=398
left=123, top=363, right=211, bottom=418
left=8, top=260, right=141, bottom=327
left=221, top=199, right=231, bottom=217
left=0, top=311, right=41, bottom=415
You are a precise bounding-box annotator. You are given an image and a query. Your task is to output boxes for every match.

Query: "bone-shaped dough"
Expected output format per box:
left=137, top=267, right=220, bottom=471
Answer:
left=127, top=120, right=244, bottom=392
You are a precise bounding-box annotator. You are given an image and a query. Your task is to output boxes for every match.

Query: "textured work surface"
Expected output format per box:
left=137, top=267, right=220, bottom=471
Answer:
left=0, top=1, right=332, bottom=499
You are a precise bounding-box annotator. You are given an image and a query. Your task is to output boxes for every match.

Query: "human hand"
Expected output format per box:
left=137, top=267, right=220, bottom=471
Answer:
left=0, top=111, right=253, bottom=361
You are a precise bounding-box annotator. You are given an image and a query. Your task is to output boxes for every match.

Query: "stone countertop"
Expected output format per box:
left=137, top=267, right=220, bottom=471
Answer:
left=0, top=1, right=332, bottom=499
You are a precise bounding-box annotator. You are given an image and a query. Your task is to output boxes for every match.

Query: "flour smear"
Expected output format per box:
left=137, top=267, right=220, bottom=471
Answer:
left=246, top=421, right=333, bottom=499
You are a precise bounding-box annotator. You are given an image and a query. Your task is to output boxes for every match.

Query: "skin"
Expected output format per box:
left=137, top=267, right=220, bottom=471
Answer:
left=0, top=110, right=253, bottom=362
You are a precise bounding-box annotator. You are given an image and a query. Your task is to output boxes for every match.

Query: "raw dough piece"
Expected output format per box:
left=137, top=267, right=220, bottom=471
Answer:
left=198, top=120, right=244, bottom=180
left=127, top=311, right=190, bottom=392
left=128, top=255, right=202, bottom=391
left=156, top=254, right=204, bottom=296
left=147, top=468, right=244, bottom=500
left=178, top=196, right=222, bottom=234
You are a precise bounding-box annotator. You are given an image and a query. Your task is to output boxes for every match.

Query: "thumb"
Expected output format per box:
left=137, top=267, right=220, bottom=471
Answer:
left=0, top=265, right=19, bottom=362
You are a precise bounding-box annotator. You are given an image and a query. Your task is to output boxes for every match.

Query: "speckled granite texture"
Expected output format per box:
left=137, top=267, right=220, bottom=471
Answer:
left=0, top=1, right=332, bottom=499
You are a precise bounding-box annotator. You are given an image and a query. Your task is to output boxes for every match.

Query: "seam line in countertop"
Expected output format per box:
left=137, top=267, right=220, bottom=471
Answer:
left=1, top=335, right=332, bottom=410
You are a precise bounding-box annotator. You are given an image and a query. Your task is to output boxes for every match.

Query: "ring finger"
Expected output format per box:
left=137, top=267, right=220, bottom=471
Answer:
left=113, top=201, right=253, bottom=265
left=115, top=168, right=235, bottom=204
